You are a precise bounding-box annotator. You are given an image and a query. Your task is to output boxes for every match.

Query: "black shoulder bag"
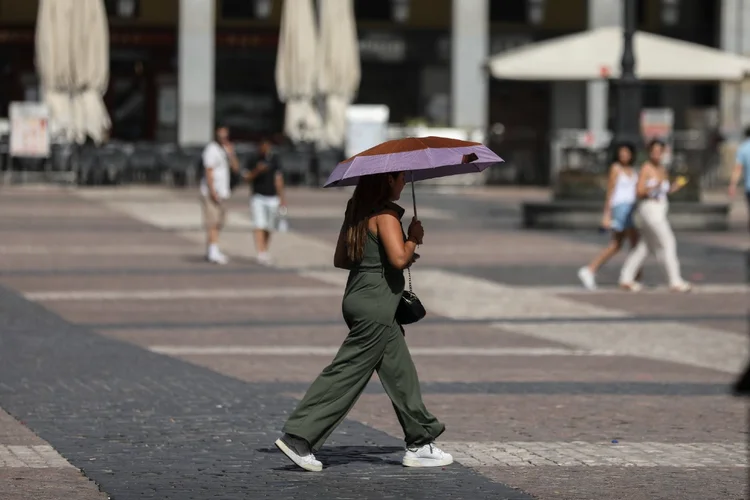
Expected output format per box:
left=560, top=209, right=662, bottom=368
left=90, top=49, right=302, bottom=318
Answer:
left=396, top=267, right=426, bottom=325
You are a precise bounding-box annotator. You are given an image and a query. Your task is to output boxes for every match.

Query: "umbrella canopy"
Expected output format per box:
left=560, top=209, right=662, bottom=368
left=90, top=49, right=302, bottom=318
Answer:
left=35, top=0, right=75, bottom=141
left=488, top=26, right=750, bottom=82
left=317, top=0, right=361, bottom=149
left=324, top=136, right=504, bottom=187
left=70, top=0, right=111, bottom=144
left=275, top=0, right=321, bottom=143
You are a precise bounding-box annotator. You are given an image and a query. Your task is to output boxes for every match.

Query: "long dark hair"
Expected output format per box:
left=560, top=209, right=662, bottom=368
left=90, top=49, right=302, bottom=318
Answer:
left=613, top=141, right=636, bottom=167
left=344, top=172, right=400, bottom=263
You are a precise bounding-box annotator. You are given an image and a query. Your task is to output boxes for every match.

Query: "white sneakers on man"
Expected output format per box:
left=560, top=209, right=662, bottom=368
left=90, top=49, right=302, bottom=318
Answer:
left=256, top=252, right=273, bottom=266
left=207, top=248, right=228, bottom=265
left=402, top=443, right=454, bottom=468
left=275, top=434, right=323, bottom=472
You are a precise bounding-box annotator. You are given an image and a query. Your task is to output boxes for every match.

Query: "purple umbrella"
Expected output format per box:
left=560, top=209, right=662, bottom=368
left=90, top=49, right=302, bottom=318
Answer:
left=323, top=136, right=504, bottom=215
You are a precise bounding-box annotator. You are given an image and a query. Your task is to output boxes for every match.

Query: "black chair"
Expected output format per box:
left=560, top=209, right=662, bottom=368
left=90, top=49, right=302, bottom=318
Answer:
left=276, top=143, right=315, bottom=186
left=97, top=143, right=131, bottom=185
left=316, top=148, right=343, bottom=186
left=49, top=143, right=75, bottom=172
left=156, top=143, right=180, bottom=185
left=126, top=142, right=163, bottom=183
left=74, top=146, right=100, bottom=185
left=172, top=144, right=204, bottom=187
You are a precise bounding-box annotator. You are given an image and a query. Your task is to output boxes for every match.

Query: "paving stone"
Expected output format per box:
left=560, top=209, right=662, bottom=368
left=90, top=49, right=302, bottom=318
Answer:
left=441, top=441, right=746, bottom=467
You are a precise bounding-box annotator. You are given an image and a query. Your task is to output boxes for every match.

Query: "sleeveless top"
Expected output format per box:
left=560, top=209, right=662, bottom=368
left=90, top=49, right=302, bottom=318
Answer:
left=341, top=201, right=406, bottom=327
left=645, top=177, right=670, bottom=201
left=609, top=167, right=637, bottom=207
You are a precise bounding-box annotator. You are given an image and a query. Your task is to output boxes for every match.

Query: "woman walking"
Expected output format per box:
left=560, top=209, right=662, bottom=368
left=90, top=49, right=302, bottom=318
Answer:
left=578, top=142, right=640, bottom=290
left=275, top=171, right=452, bottom=472
left=619, top=139, right=691, bottom=292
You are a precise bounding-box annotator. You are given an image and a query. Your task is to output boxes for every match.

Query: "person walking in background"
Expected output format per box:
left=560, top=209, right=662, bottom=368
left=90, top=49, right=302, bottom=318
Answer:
left=619, top=139, right=691, bottom=292
left=728, top=126, right=750, bottom=232
left=200, top=125, right=240, bottom=265
left=274, top=171, right=452, bottom=472
left=244, top=139, right=285, bottom=266
left=578, top=142, right=640, bottom=290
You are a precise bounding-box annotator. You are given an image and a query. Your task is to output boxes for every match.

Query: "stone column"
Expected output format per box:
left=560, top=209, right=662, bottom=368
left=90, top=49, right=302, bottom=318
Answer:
left=720, top=0, right=750, bottom=139
left=178, top=0, right=215, bottom=145
left=587, top=0, right=622, bottom=133
left=451, top=0, right=489, bottom=132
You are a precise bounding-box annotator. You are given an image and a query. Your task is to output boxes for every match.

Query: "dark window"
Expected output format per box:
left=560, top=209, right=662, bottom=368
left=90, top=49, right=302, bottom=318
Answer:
left=642, top=83, right=661, bottom=108
left=354, top=0, right=391, bottom=21
left=695, top=0, right=720, bottom=46
left=636, top=0, right=648, bottom=27
left=490, top=0, right=526, bottom=23
left=104, top=0, right=140, bottom=19
left=693, top=84, right=717, bottom=107
left=221, top=0, right=256, bottom=19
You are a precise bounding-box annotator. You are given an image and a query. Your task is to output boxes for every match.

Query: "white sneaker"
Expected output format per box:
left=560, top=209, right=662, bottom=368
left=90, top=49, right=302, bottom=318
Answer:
left=207, top=252, right=228, bottom=265
left=275, top=435, right=322, bottom=472
left=402, top=443, right=453, bottom=468
left=256, top=252, right=273, bottom=266
left=577, top=266, right=597, bottom=291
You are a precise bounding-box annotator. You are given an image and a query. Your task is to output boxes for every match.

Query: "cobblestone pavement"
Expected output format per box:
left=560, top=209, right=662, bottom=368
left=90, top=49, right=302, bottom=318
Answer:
left=0, top=185, right=746, bottom=499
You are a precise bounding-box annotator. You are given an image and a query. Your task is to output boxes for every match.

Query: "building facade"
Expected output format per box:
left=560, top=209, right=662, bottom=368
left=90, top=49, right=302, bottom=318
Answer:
left=0, top=0, right=744, bottom=183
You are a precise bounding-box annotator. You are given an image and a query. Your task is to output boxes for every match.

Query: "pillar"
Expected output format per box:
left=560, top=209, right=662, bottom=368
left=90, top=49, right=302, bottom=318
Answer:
left=587, top=0, right=622, bottom=133
left=451, top=0, right=489, bottom=132
left=720, top=0, right=750, bottom=139
left=178, top=0, right=215, bottom=145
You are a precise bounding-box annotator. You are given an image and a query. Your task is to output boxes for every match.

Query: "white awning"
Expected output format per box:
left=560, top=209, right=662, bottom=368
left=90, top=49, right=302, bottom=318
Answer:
left=488, top=27, right=750, bottom=82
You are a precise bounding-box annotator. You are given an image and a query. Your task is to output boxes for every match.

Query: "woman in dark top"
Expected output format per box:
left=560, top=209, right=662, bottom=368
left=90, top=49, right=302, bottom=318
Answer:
left=274, top=171, right=452, bottom=472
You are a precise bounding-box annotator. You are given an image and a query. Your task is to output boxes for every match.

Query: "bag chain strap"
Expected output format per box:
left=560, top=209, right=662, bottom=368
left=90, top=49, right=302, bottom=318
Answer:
left=406, top=267, right=413, bottom=293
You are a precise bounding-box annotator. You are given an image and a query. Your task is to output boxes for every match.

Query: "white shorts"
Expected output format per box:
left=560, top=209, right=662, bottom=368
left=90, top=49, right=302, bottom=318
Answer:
left=251, top=194, right=281, bottom=231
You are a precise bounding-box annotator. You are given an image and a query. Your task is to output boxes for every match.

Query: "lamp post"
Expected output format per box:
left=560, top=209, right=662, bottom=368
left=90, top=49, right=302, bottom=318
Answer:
left=613, top=0, right=642, bottom=148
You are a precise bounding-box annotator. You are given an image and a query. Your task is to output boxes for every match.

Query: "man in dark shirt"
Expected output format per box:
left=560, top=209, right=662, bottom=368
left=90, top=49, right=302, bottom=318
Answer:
left=244, top=139, right=286, bottom=265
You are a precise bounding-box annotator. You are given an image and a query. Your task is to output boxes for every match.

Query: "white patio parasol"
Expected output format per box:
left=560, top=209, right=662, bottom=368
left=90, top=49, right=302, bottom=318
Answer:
left=69, top=0, right=111, bottom=145
left=275, top=0, right=321, bottom=144
left=35, top=0, right=111, bottom=145
left=488, top=26, right=750, bottom=82
left=35, top=0, right=75, bottom=142
left=316, top=0, right=361, bottom=149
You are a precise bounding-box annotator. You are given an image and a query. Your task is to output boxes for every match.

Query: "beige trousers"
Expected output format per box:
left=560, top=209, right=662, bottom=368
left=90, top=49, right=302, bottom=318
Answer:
left=619, top=199, right=685, bottom=287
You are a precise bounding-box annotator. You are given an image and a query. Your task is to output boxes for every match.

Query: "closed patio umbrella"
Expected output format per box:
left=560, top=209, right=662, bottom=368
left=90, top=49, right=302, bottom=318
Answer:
left=69, top=0, right=111, bottom=145
left=35, top=0, right=75, bottom=142
left=35, top=0, right=111, bottom=144
left=275, top=0, right=321, bottom=144
left=317, top=0, right=360, bottom=149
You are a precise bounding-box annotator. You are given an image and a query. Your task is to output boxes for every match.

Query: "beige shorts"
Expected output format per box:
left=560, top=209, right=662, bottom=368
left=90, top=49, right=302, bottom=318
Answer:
left=201, top=196, right=227, bottom=230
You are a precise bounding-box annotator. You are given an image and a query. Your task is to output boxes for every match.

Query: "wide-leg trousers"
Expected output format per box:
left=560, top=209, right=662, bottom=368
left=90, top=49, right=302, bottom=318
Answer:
left=282, top=319, right=445, bottom=452
left=620, top=199, right=686, bottom=287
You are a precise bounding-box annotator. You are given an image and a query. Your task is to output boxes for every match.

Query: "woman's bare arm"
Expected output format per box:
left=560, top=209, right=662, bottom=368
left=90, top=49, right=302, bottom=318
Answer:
left=603, top=164, right=619, bottom=211
left=377, top=211, right=417, bottom=270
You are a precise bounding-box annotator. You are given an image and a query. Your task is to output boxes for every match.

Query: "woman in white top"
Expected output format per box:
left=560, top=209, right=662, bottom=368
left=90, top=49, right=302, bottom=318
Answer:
left=578, top=143, right=640, bottom=290
left=619, top=139, right=691, bottom=292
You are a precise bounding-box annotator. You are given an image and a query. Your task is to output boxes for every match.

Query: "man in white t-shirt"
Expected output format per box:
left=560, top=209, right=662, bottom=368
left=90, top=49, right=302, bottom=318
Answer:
left=200, top=125, right=240, bottom=264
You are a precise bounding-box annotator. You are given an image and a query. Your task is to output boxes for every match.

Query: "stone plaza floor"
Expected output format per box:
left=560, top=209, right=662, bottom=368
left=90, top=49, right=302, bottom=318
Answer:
left=0, top=184, right=746, bottom=499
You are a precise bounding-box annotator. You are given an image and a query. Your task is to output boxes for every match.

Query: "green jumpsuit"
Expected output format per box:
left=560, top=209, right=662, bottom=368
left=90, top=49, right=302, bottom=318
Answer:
left=282, top=202, right=445, bottom=452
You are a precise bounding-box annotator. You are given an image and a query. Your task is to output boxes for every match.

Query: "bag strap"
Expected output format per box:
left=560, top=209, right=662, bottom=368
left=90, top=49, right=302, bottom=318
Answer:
left=406, top=267, right=413, bottom=293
